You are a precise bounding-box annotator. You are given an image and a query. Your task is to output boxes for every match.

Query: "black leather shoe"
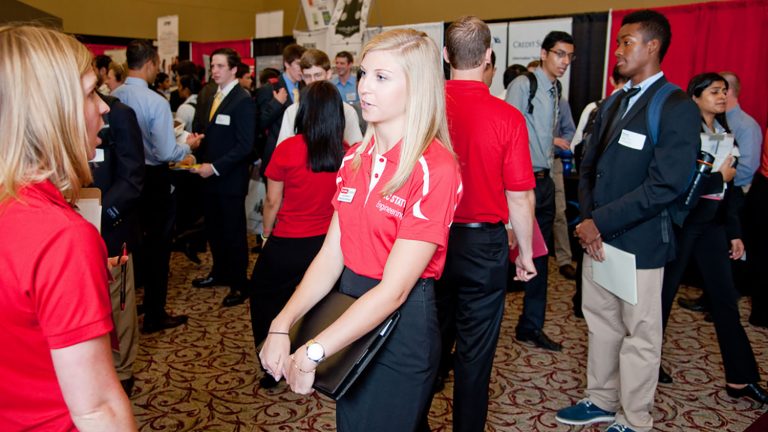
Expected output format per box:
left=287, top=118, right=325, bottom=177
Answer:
left=222, top=290, right=249, bottom=307
left=516, top=330, right=562, bottom=351
left=142, top=313, right=189, bottom=334
left=120, top=376, right=135, bottom=396
left=725, top=383, right=768, bottom=404
left=192, top=275, right=221, bottom=288
left=677, top=296, right=708, bottom=313
left=183, top=244, right=201, bottom=264
left=559, top=264, right=577, bottom=280
left=259, top=375, right=279, bottom=389
left=659, top=366, right=673, bottom=384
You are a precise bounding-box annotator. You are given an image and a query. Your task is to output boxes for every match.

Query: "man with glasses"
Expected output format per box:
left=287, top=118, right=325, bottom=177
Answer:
left=275, top=49, right=362, bottom=147
left=505, top=30, right=575, bottom=351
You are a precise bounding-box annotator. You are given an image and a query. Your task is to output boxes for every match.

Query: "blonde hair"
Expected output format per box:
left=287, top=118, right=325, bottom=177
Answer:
left=0, top=24, right=94, bottom=205
left=109, top=61, right=127, bottom=83
left=353, top=29, right=453, bottom=196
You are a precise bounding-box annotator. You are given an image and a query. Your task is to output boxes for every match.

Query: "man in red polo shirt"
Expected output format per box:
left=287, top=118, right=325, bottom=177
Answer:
left=434, top=16, right=536, bottom=432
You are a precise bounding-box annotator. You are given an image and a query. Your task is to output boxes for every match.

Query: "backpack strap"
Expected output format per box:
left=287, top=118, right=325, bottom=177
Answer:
left=645, top=81, right=680, bottom=146
left=525, top=72, right=537, bottom=114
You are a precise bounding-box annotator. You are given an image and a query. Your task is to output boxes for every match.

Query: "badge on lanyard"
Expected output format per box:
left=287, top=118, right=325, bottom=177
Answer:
left=337, top=187, right=356, bottom=203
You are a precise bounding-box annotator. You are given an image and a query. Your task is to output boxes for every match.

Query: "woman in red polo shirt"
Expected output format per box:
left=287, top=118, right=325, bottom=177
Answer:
left=260, top=29, right=462, bottom=431
left=250, top=81, right=346, bottom=388
left=0, top=26, right=136, bottom=431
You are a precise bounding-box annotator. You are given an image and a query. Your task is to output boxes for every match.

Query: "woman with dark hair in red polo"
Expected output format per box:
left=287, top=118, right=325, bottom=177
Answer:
left=249, top=80, right=346, bottom=388
left=259, top=29, right=462, bottom=431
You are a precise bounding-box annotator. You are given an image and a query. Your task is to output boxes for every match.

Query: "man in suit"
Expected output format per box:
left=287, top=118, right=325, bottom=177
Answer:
left=556, top=10, right=699, bottom=432
left=90, top=92, right=145, bottom=395
left=191, top=48, right=256, bottom=307
left=255, top=43, right=305, bottom=177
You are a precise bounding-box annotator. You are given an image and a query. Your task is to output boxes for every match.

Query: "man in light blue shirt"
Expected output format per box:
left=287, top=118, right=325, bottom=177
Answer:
left=505, top=30, right=576, bottom=352
left=721, top=72, right=763, bottom=189
left=331, top=51, right=358, bottom=103
left=112, top=40, right=203, bottom=334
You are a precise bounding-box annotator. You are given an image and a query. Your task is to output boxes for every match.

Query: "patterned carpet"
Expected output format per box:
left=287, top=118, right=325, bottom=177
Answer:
left=131, top=243, right=767, bottom=431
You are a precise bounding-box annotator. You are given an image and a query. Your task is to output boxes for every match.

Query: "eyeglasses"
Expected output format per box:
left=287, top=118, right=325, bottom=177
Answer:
left=548, top=49, right=576, bottom=62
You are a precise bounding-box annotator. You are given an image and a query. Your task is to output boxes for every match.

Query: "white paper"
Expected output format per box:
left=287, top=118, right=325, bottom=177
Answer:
left=593, top=243, right=637, bottom=305
left=75, top=189, right=102, bottom=233
left=700, top=132, right=737, bottom=171
left=700, top=132, right=738, bottom=200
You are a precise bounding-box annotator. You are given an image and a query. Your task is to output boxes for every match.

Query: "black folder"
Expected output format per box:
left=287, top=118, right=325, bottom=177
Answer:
left=289, top=290, right=400, bottom=400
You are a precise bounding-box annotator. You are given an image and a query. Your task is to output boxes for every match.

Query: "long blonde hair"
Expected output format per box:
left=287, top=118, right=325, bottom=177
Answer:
left=0, top=24, right=94, bottom=205
left=353, top=29, right=453, bottom=196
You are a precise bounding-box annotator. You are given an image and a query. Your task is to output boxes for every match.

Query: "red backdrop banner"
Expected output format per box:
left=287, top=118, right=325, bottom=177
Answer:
left=608, top=0, right=768, bottom=132
left=190, top=40, right=252, bottom=68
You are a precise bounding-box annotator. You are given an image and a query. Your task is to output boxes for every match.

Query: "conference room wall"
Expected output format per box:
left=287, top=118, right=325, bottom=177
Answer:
left=21, top=0, right=706, bottom=41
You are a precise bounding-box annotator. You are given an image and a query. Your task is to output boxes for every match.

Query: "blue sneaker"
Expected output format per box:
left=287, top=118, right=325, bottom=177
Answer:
left=605, top=422, right=637, bottom=432
left=555, top=398, right=616, bottom=425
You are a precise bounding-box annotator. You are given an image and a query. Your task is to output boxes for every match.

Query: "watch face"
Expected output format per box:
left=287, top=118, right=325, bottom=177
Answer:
left=307, top=343, right=324, bottom=362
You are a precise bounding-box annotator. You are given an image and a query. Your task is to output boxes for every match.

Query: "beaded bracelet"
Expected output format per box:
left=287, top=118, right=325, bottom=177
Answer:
left=289, top=354, right=315, bottom=374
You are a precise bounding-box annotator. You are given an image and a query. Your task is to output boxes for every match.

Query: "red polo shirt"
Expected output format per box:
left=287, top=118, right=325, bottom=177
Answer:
left=266, top=134, right=340, bottom=238
left=445, top=80, right=534, bottom=224
left=333, top=137, right=462, bottom=279
left=0, top=181, right=112, bottom=431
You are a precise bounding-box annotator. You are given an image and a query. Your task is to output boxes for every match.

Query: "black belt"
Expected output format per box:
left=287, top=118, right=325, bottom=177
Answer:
left=452, top=222, right=505, bottom=229
left=534, top=169, right=550, bottom=179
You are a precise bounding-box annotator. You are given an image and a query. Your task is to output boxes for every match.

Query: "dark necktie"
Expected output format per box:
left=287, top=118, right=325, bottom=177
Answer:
left=598, top=86, right=641, bottom=155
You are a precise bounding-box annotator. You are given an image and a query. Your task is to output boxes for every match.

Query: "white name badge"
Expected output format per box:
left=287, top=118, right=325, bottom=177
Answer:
left=90, top=148, right=105, bottom=163
left=618, top=129, right=646, bottom=150
left=215, top=114, right=231, bottom=126
left=337, top=187, right=356, bottom=203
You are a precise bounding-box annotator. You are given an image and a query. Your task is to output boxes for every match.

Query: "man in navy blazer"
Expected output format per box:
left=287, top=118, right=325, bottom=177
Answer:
left=191, top=48, right=256, bottom=307
left=556, top=10, right=699, bottom=432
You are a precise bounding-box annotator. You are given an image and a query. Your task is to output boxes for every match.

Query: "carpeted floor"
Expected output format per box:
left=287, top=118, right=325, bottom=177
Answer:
left=131, top=243, right=767, bottom=431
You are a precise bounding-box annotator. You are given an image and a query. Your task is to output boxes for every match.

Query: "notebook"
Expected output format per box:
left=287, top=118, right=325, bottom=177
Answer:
left=288, top=290, right=400, bottom=400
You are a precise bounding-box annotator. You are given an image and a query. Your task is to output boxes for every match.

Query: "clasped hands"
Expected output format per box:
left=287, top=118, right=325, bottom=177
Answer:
left=259, top=333, right=316, bottom=395
left=575, top=219, right=605, bottom=262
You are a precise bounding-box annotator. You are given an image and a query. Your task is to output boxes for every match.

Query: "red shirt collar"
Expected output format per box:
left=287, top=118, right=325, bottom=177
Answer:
left=361, top=135, right=403, bottom=164
left=446, top=79, right=490, bottom=96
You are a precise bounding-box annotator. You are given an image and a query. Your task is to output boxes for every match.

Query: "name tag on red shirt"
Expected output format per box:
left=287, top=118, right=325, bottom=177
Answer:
left=338, top=187, right=356, bottom=203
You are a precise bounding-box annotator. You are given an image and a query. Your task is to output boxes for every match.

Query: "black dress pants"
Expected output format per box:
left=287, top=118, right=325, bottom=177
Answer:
left=140, top=165, right=175, bottom=322
left=249, top=234, right=325, bottom=348
left=435, top=223, right=508, bottom=432
left=661, top=220, right=760, bottom=384
left=745, top=173, right=768, bottom=324
left=202, top=192, right=248, bottom=292
left=517, top=175, right=555, bottom=335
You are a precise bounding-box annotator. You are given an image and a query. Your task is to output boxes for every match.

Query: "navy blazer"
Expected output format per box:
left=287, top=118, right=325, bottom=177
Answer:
left=91, top=94, right=146, bottom=256
left=255, top=75, right=303, bottom=175
left=194, top=84, right=256, bottom=196
left=578, top=76, right=700, bottom=268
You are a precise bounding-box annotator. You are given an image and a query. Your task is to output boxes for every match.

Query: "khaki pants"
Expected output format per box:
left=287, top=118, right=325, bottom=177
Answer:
left=582, top=255, right=663, bottom=432
left=552, top=160, right=572, bottom=266
left=108, top=255, right=139, bottom=380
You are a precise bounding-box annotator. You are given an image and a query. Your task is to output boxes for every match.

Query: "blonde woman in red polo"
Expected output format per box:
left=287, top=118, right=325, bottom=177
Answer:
left=260, top=29, right=462, bottom=431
